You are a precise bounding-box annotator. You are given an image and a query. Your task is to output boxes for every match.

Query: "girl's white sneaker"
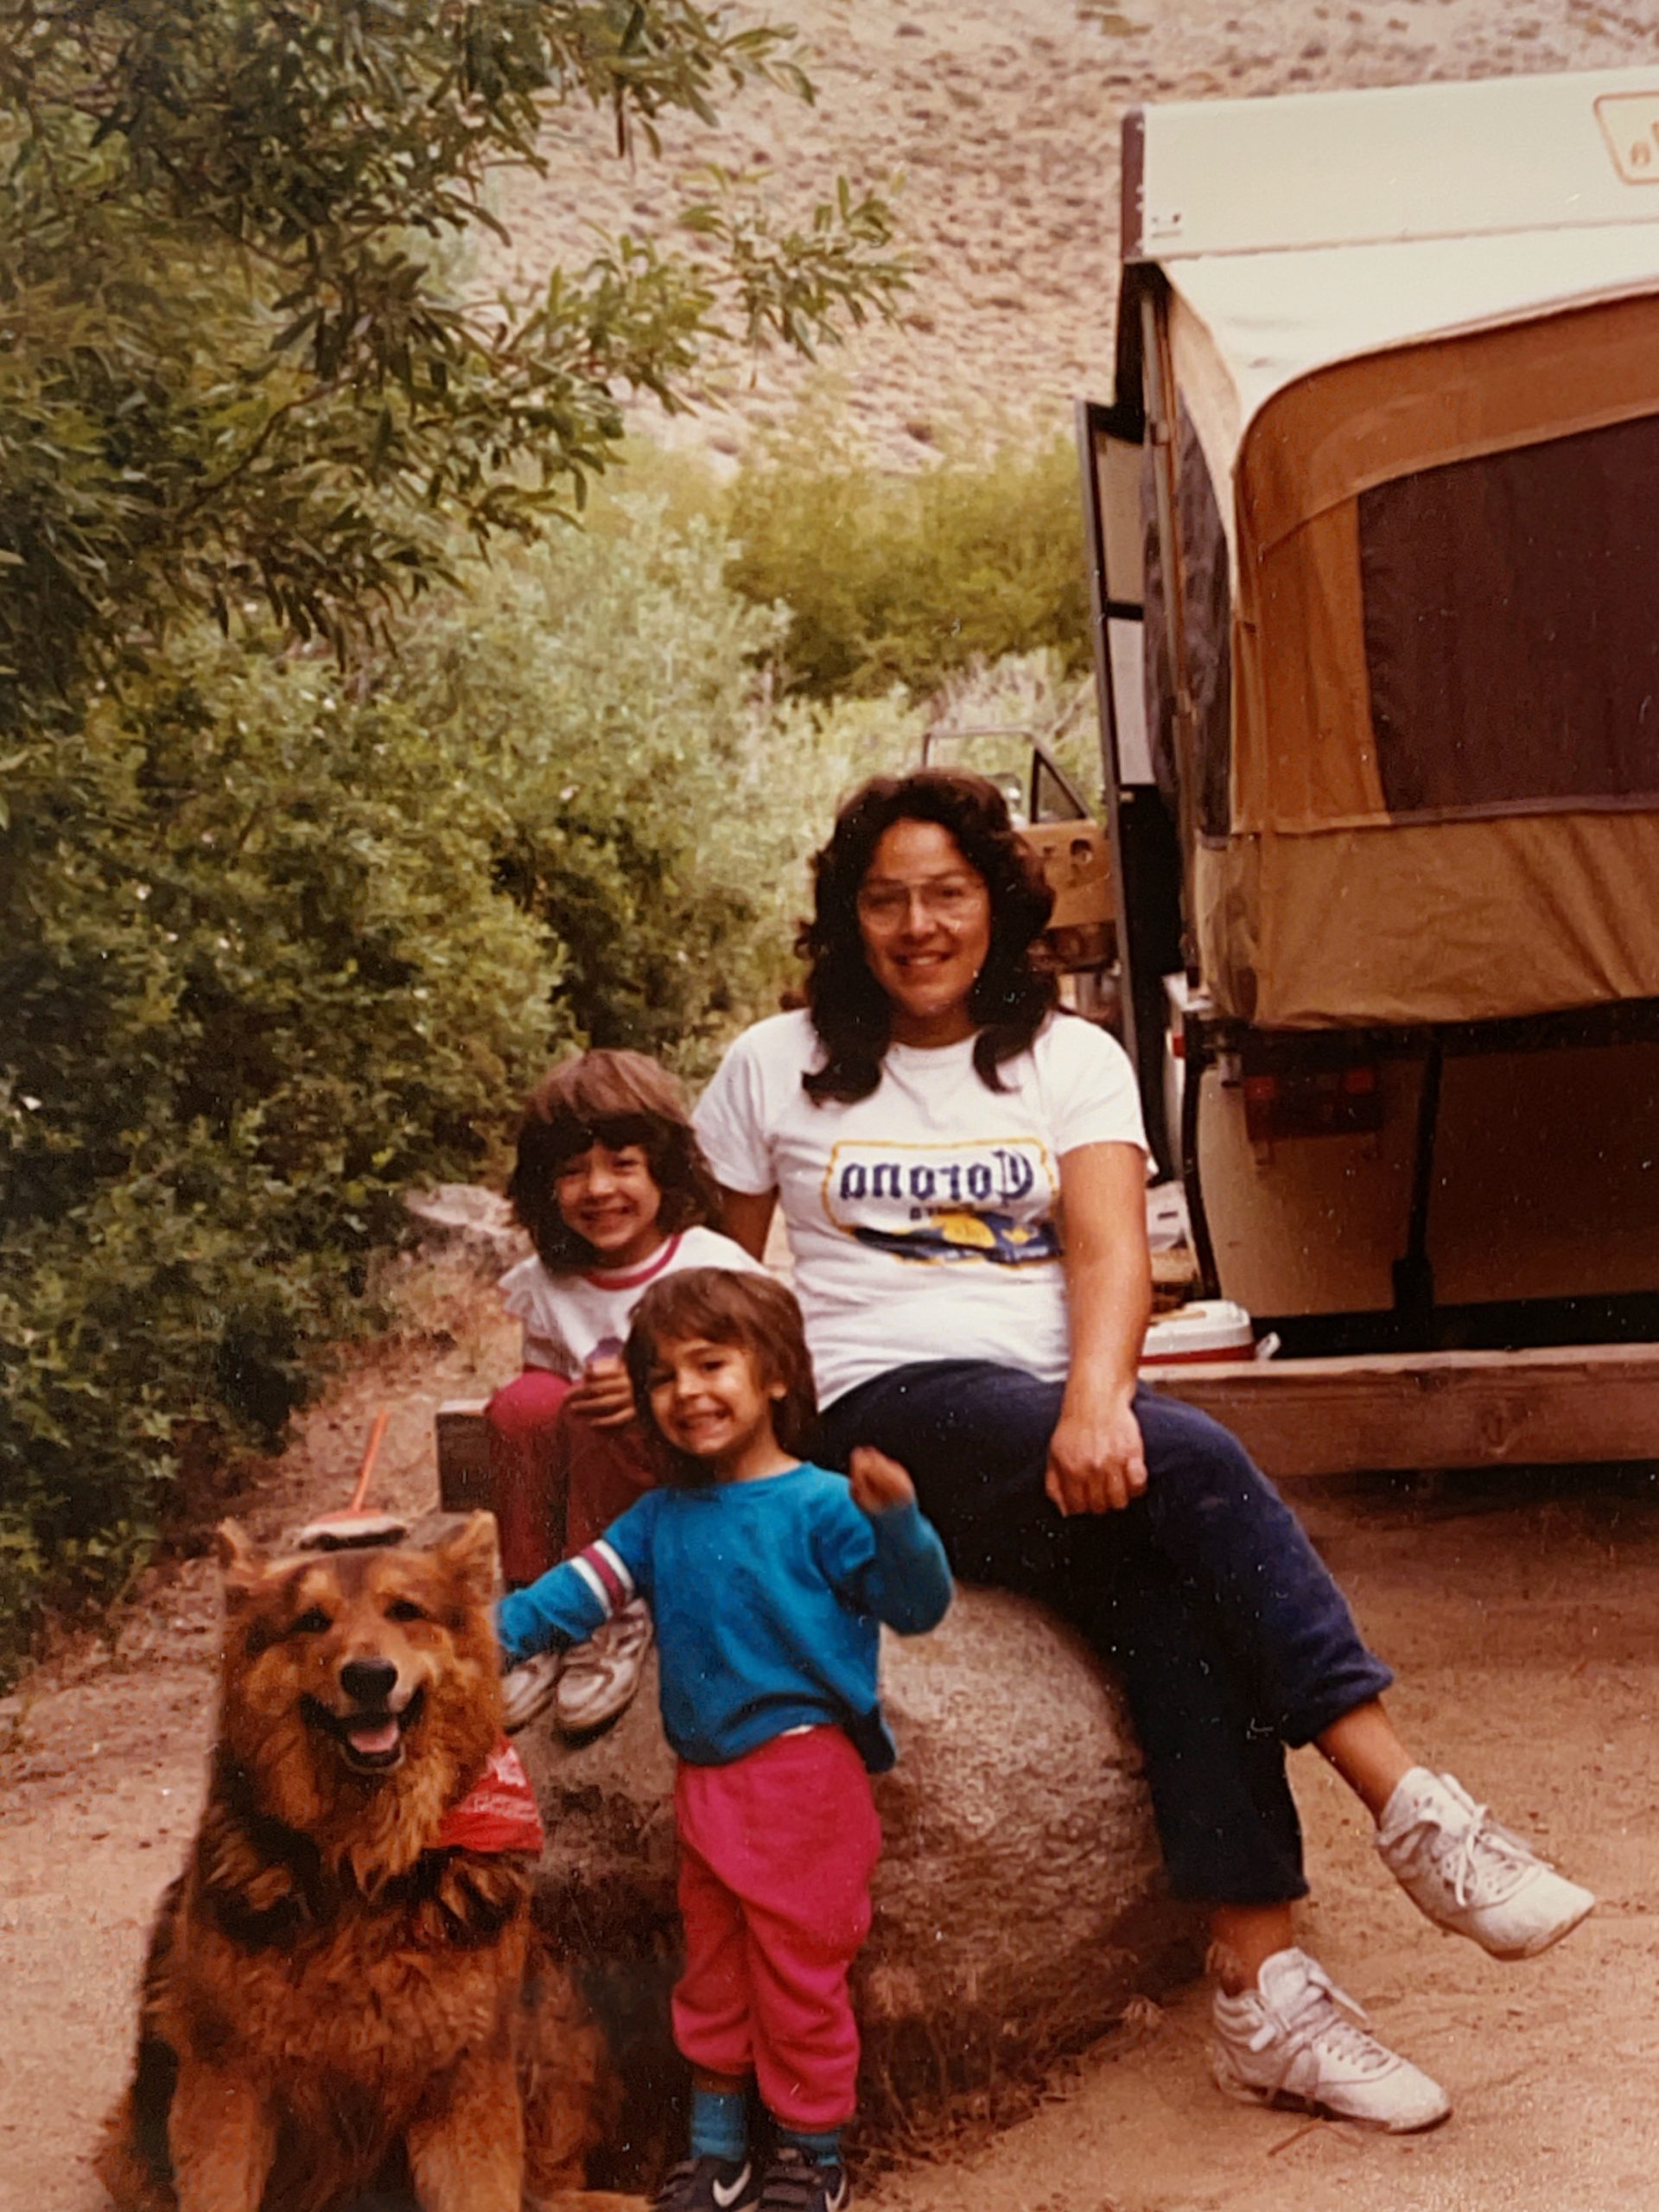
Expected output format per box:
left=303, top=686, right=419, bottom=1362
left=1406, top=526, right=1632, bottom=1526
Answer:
left=500, top=1649, right=563, bottom=1735
left=1211, top=1948, right=1452, bottom=2133
left=1376, top=1769, right=1595, bottom=1960
left=554, top=1597, right=653, bottom=1736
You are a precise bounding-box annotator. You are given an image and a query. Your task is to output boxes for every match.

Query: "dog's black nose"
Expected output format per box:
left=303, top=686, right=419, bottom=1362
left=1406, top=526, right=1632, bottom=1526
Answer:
left=340, top=1658, right=399, bottom=1707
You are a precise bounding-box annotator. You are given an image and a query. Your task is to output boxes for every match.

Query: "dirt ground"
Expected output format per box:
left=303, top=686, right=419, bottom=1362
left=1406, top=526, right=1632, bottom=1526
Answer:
left=4, top=1248, right=1656, bottom=2212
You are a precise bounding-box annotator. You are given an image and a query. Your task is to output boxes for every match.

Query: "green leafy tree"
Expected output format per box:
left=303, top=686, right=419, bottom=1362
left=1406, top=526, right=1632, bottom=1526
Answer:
left=0, top=512, right=918, bottom=1673
left=385, top=505, right=922, bottom=1071
left=0, top=1, right=909, bottom=1665
left=0, top=0, right=907, bottom=714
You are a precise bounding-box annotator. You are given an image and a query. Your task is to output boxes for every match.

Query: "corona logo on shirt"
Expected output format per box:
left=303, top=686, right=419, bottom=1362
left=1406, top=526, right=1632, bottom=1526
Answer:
left=822, top=1137, right=1061, bottom=1266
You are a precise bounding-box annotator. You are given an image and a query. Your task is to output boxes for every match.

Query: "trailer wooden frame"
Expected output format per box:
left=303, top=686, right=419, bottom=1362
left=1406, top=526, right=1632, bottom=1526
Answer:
left=434, top=1341, right=1659, bottom=1507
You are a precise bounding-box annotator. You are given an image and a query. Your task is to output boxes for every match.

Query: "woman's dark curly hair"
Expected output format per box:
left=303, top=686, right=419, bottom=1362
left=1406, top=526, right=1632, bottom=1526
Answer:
left=506, top=1050, right=722, bottom=1272
left=796, top=768, right=1058, bottom=1103
left=625, top=1268, right=817, bottom=1487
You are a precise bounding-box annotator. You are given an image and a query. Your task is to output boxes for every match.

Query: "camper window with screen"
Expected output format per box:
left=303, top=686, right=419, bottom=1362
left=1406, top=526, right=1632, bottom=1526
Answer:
left=1357, top=410, right=1659, bottom=820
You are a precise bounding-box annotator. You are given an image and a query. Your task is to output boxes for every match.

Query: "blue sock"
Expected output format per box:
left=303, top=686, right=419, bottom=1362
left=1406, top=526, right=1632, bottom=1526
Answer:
left=778, top=2125, right=842, bottom=2169
left=690, top=2087, right=749, bottom=2167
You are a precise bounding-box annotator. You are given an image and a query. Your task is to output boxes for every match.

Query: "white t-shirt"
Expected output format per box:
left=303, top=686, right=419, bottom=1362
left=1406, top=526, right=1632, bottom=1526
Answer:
left=498, top=1226, right=767, bottom=1379
left=694, top=1010, right=1148, bottom=1406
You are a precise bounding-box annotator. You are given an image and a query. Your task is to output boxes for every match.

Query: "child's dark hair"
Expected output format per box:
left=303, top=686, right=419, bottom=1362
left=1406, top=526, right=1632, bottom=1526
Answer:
left=625, top=1268, right=817, bottom=1483
left=507, top=1050, right=722, bottom=1272
left=795, top=767, right=1058, bottom=1105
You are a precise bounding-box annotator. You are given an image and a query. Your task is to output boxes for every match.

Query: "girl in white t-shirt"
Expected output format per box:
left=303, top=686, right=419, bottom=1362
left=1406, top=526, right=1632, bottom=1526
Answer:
left=488, top=1048, right=765, bottom=1736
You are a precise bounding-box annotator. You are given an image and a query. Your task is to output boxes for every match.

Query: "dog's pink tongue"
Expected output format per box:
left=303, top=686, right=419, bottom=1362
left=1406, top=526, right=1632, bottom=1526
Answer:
left=348, top=1719, right=399, bottom=1757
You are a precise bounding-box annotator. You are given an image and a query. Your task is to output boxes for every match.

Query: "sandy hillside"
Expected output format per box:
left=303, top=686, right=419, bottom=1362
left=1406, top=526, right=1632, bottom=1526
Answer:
left=482, top=0, right=1657, bottom=462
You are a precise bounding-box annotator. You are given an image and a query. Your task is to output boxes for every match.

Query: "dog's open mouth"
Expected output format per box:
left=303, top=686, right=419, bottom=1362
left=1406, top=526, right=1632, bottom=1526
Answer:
left=302, top=1686, right=426, bottom=1773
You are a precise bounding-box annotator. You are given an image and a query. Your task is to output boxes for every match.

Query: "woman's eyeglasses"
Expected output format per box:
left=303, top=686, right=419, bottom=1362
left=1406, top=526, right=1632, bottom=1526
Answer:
left=855, top=877, right=987, bottom=931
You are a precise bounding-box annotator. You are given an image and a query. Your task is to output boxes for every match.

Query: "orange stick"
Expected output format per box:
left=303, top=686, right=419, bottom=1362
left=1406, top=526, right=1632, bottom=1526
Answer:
left=347, top=1408, right=390, bottom=1516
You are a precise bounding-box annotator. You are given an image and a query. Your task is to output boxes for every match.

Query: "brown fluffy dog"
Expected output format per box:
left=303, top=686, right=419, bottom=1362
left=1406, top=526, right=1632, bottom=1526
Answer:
left=98, top=1515, right=632, bottom=2212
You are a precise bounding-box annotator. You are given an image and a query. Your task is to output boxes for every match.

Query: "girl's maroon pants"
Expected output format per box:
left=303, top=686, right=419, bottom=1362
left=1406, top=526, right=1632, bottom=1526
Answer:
left=485, top=1367, right=660, bottom=1584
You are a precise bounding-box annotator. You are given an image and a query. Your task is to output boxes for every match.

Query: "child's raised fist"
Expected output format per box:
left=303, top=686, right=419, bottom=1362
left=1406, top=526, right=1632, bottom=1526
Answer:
left=848, top=1446, right=917, bottom=1516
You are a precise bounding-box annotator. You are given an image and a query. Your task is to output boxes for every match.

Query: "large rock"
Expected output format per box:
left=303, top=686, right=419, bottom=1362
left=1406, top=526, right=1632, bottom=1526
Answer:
left=520, top=1587, right=1197, bottom=2162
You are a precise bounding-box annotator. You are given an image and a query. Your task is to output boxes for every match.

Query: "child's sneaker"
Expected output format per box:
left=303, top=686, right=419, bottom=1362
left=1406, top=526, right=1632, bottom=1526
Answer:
left=554, top=1596, right=653, bottom=1737
left=1376, top=1768, right=1595, bottom=1960
left=1210, top=1947, right=1451, bottom=2133
left=753, top=2145, right=851, bottom=2212
left=652, top=2154, right=760, bottom=2212
left=500, top=1649, right=562, bottom=1736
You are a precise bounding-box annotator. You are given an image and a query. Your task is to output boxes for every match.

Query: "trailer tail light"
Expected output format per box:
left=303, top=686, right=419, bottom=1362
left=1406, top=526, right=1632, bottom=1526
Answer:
left=1239, top=1041, right=1384, bottom=1144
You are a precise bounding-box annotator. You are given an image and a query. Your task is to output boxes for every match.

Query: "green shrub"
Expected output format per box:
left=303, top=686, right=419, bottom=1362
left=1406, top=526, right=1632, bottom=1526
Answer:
left=387, top=504, right=923, bottom=1073
left=925, top=650, right=1108, bottom=814
left=724, top=404, right=1092, bottom=699
left=0, top=631, right=555, bottom=1671
left=0, top=502, right=919, bottom=1680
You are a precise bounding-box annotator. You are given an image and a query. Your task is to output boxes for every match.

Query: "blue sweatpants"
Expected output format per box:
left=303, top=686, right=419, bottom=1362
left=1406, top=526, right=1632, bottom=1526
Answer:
left=812, top=1362, right=1394, bottom=1904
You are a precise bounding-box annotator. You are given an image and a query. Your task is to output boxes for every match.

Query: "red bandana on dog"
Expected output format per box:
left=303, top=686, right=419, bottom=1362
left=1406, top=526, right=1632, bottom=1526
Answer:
left=436, top=1739, right=546, bottom=1854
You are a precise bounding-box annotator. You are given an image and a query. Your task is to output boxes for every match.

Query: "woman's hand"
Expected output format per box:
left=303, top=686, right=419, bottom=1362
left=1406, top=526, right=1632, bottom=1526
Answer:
left=1048, top=1141, right=1154, bottom=1515
left=849, top=1446, right=917, bottom=1516
left=1044, top=1392, right=1147, bottom=1516
left=565, top=1357, right=637, bottom=1429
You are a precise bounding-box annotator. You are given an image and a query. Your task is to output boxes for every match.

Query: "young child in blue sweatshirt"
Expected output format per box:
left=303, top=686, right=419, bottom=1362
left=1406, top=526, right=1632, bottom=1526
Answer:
left=495, top=1266, right=952, bottom=2212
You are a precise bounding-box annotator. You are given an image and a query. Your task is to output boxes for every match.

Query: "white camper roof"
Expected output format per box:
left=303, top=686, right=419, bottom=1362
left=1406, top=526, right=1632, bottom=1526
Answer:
left=1128, top=68, right=1659, bottom=448
left=1130, top=67, right=1659, bottom=262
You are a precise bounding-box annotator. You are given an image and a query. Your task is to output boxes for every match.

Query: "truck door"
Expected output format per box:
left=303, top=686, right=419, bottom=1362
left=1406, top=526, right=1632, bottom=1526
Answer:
left=1076, top=397, right=1183, bottom=1169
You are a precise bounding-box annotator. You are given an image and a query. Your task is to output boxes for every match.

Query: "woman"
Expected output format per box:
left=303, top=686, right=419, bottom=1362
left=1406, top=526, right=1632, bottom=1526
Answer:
left=694, top=768, right=1592, bottom=2134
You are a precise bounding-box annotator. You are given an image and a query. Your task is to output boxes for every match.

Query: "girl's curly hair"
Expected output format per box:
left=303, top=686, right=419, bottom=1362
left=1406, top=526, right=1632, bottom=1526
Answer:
left=506, top=1050, right=721, bottom=1273
left=795, top=768, right=1057, bottom=1104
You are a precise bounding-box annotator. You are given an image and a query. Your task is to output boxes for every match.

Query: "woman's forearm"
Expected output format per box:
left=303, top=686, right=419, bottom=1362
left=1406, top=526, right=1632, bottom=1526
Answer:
left=1056, top=1141, right=1154, bottom=1407
left=1047, top=1142, right=1154, bottom=1514
left=1063, top=1238, right=1153, bottom=1408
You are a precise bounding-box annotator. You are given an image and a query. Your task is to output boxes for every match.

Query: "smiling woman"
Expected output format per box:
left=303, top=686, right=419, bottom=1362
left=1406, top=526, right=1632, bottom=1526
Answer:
left=693, top=767, right=1595, bottom=2137
left=853, top=821, right=992, bottom=1047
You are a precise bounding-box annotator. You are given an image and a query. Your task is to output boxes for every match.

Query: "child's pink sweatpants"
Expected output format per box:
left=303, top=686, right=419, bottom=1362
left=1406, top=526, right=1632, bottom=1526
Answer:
left=673, top=1726, right=882, bottom=2130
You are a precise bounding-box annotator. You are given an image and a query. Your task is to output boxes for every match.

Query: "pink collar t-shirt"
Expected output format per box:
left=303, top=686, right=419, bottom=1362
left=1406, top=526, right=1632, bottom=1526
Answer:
left=693, top=1009, right=1147, bottom=1407
left=497, top=1224, right=767, bottom=1379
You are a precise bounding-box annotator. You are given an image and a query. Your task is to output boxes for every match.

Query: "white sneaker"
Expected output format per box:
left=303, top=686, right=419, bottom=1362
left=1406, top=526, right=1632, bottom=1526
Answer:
left=1376, top=1769, right=1595, bottom=1961
left=1211, top=1948, right=1452, bottom=2133
left=501, top=1649, right=563, bottom=1735
left=554, top=1598, right=653, bottom=1737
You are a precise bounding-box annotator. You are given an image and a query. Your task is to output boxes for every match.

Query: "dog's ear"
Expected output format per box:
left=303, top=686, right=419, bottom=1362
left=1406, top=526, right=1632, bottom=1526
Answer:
left=434, top=1511, right=499, bottom=1606
left=216, top=1520, right=264, bottom=1604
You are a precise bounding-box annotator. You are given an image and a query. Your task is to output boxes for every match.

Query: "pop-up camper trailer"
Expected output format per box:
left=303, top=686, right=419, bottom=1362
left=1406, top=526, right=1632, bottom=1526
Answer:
left=1080, top=66, right=1659, bottom=1473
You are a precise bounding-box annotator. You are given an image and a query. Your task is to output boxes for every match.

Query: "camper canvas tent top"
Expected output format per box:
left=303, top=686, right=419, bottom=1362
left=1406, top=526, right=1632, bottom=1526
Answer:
left=1103, top=66, right=1659, bottom=1031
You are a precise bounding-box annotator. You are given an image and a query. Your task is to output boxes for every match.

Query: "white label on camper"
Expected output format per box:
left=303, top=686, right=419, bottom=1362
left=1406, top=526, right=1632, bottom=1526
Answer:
left=1594, top=93, right=1659, bottom=184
